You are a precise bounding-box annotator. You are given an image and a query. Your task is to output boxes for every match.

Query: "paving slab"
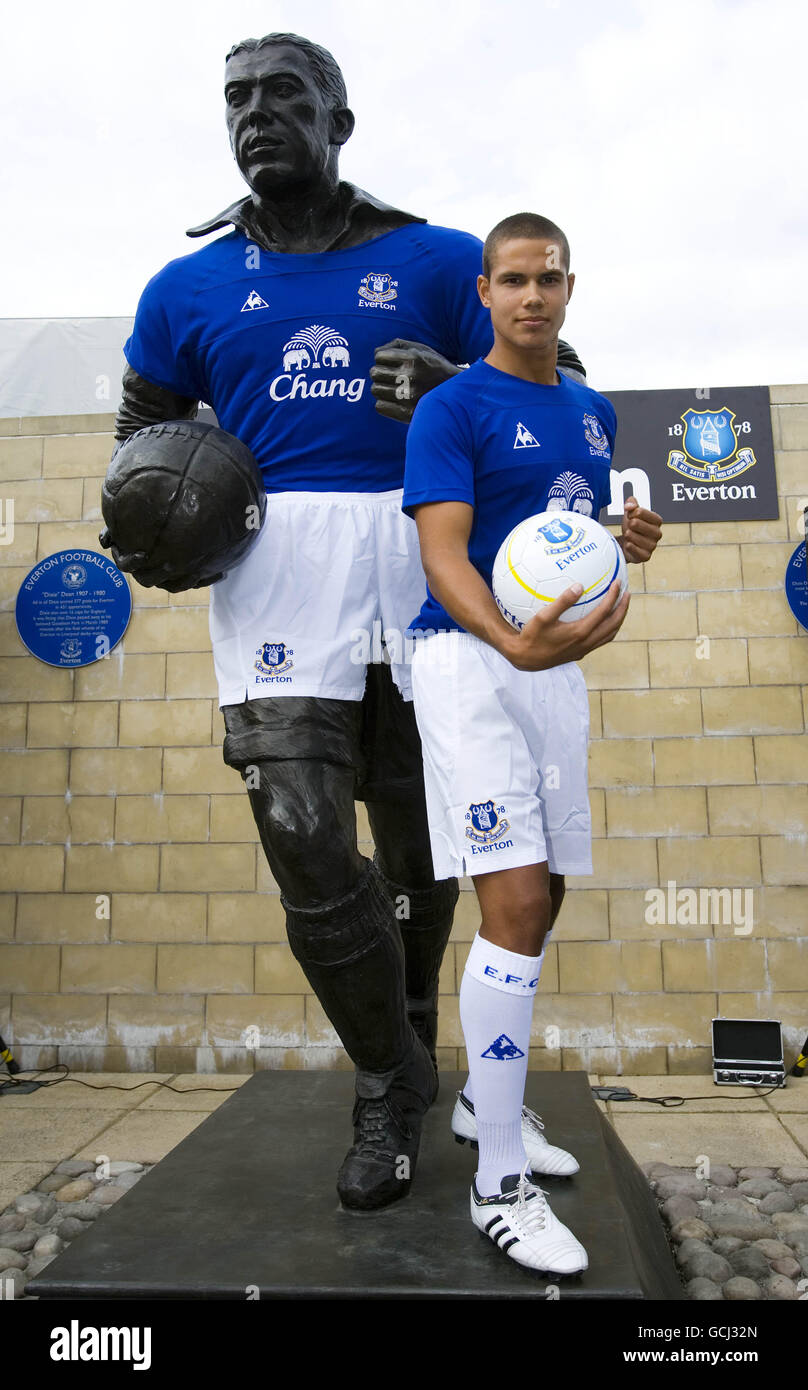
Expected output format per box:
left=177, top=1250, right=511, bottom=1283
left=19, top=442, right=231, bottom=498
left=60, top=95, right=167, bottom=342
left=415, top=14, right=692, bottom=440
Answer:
left=0, top=1107, right=130, bottom=1163
left=1, top=1073, right=170, bottom=1109
left=611, top=1112, right=808, bottom=1168
left=73, top=1109, right=213, bottom=1164
left=765, top=1084, right=808, bottom=1113
left=0, top=1161, right=57, bottom=1214
left=779, top=1115, right=808, bottom=1154
left=599, top=1074, right=770, bottom=1112
left=137, top=1073, right=249, bottom=1112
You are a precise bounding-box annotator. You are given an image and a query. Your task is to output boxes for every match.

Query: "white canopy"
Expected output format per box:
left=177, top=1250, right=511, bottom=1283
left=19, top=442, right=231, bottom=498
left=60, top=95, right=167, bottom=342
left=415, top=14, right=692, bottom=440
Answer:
left=0, top=318, right=133, bottom=418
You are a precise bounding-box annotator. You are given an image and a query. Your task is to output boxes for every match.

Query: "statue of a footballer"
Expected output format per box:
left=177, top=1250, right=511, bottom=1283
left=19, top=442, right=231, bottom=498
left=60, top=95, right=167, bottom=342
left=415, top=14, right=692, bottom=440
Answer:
left=104, top=31, right=591, bottom=1212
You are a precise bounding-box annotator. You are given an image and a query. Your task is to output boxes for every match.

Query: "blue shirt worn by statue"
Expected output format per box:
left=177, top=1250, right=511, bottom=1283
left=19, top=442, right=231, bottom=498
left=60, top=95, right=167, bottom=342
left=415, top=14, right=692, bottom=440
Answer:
left=402, top=358, right=618, bottom=633
left=124, top=223, right=493, bottom=494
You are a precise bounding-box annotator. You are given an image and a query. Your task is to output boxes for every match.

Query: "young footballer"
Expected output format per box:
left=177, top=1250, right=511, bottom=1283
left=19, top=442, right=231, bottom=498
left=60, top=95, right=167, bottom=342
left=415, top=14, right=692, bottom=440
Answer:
left=402, top=213, right=662, bottom=1274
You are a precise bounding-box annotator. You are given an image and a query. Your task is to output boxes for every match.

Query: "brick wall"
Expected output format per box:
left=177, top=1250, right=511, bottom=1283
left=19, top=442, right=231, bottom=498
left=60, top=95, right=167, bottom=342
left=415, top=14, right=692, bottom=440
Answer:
left=1, top=389, right=806, bottom=1074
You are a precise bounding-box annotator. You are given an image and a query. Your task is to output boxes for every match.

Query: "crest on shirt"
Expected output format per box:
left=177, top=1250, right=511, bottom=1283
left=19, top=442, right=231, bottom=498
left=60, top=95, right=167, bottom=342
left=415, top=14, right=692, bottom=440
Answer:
left=465, top=800, right=510, bottom=844
left=547, top=471, right=595, bottom=517
left=583, top=413, right=610, bottom=457
left=241, top=289, right=269, bottom=312
left=513, top=420, right=540, bottom=449
left=254, top=642, right=294, bottom=676
left=358, top=272, right=398, bottom=309
left=667, top=407, right=757, bottom=483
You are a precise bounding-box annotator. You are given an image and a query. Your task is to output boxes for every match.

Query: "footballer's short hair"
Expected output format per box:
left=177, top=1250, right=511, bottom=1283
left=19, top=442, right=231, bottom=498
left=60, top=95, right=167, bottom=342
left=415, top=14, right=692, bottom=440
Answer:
left=225, top=32, right=348, bottom=111
left=483, top=213, right=570, bottom=278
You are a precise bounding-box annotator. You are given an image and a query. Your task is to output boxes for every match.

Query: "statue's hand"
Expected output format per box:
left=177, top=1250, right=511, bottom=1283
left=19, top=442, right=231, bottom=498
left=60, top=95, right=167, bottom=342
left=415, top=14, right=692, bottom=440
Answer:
left=370, top=339, right=462, bottom=423
left=98, top=527, right=221, bottom=593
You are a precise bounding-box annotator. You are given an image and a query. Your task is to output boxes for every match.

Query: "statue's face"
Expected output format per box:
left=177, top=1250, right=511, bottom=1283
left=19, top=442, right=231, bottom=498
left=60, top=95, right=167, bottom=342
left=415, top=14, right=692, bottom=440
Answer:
left=225, top=43, right=346, bottom=194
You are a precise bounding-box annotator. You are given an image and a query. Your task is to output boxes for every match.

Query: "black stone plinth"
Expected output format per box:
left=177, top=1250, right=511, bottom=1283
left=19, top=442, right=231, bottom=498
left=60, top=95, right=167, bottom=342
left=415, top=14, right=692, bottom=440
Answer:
left=28, top=1071, right=684, bottom=1300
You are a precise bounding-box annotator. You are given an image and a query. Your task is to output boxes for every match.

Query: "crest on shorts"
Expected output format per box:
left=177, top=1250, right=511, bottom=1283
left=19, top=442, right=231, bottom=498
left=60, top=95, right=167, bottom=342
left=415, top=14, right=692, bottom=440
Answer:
left=465, top=800, right=510, bottom=844
left=254, top=641, right=294, bottom=676
left=583, top=413, right=610, bottom=456
left=667, top=407, right=757, bottom=482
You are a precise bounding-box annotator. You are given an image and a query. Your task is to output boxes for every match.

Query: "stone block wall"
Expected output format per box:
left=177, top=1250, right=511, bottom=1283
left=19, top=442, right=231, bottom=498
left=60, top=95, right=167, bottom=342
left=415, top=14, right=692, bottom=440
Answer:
left=1, top=388, right=806, bottom=1073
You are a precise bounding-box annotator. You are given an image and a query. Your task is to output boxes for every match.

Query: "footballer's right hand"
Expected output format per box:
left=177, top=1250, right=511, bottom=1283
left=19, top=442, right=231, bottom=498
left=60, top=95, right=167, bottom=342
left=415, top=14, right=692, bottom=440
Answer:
left=503, top=580, right=629, bottom=671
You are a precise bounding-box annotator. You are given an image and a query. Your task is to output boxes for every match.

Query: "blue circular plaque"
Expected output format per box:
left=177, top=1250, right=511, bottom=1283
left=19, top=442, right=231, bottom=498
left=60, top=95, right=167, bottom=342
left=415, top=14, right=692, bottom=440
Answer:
left=15, top=549, right=133, bottom=667
left=785, top=539, right=808, bottom=632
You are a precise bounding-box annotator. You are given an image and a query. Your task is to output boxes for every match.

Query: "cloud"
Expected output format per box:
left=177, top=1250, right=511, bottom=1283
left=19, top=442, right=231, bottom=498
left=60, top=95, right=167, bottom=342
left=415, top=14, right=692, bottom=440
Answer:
left=4, top=0, right=806, bottom=386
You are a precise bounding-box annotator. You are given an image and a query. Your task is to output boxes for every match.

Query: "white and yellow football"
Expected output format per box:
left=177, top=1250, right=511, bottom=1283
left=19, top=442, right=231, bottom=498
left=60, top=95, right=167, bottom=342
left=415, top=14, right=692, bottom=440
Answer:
left=492, top=509, right=628, bottom=629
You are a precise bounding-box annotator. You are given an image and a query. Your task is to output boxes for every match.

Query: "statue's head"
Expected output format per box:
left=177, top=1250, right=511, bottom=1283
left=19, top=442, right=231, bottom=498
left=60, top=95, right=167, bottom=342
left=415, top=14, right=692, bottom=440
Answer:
left=224, top=32, right=354, bottom=198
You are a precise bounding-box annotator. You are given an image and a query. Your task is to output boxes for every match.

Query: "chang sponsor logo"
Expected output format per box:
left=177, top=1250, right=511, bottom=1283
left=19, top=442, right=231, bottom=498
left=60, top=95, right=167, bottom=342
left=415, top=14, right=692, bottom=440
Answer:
left=268, top=324, right=365, bottom=403
left=547, top=470, right=594, bottom=516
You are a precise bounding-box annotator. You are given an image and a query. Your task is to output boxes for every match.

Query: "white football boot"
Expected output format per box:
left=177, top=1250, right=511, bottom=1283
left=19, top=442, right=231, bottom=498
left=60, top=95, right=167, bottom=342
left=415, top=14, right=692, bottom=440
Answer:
left=471, top=1162, right=588, bottom=1275
left=452, top=1090, right=580, bottom=1176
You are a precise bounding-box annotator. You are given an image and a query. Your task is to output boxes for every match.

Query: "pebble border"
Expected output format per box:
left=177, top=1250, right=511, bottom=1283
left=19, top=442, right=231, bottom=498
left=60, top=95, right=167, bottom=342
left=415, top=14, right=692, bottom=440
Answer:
left=642, top=1161, right=808, bottom=1300
left=2, top=1158, right=807, bottom=1299
left=0, top=1159, right=154, bottom=1301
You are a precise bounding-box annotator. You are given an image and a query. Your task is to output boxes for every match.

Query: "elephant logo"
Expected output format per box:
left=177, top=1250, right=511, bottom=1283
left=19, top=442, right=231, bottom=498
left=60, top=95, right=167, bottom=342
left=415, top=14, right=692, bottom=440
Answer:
left=282, top=347, right=311, bottom=372
left=547, top=471, right=595, bottom=517
left=280, top=325, right=350, bottom=370
left=321, top=344, right=350, bottom=368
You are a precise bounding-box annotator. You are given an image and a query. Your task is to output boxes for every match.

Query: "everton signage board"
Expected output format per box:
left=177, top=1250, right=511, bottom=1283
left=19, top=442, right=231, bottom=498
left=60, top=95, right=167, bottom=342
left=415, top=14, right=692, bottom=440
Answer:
left=601, top=386, right=778, bottom=524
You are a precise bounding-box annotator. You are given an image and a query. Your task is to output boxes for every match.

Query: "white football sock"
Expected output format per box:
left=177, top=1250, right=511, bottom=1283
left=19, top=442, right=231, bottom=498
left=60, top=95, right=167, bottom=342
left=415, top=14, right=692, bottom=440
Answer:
left=459, top=931, right=542, bottom=1196
left=462, top=928, right=550, bottom=1109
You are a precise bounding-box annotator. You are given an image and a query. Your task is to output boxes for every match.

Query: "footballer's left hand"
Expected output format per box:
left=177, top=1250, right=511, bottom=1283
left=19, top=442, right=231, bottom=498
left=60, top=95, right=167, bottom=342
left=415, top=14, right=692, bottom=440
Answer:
left=620, top=496, right=663, bottom=563
left=370, top=340, right=462, bottom=423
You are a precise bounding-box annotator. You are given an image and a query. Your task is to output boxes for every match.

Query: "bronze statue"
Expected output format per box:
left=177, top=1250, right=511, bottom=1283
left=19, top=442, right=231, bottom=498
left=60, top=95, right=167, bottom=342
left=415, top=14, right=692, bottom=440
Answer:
left=113, top=31, right=587, bottom=1211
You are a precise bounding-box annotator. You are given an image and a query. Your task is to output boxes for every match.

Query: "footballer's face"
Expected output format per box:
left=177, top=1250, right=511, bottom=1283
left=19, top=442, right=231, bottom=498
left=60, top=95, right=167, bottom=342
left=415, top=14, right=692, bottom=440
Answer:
left=224, top=44, right=354, bottom=196
left=478, top=238, right=574, bottom=354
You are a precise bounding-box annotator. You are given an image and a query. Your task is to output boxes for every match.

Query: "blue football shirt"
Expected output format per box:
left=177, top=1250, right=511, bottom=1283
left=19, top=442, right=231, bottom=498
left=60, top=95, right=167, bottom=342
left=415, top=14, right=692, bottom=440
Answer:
left=402, top=358, right=618, bottom=632
left=124, top=223, right=493, bottom=493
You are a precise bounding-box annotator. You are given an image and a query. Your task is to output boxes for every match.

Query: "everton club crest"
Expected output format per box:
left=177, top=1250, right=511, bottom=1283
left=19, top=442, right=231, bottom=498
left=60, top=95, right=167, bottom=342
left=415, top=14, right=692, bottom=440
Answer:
left=536, top=517, right=587, bottom=553
left=254, top=641, right=294, bottom=677
left=667, top=408, right=757, bottom=484
left=582, top=413, right=610, bottom=457
left=465, top=800, right=511, bottom=845
left=358, top=272, right=398, bottom=308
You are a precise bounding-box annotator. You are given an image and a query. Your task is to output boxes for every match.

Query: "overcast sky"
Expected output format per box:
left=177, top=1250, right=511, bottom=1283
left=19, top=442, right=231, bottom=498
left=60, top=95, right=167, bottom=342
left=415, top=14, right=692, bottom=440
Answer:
left=4, top=0, right=806, bottom=390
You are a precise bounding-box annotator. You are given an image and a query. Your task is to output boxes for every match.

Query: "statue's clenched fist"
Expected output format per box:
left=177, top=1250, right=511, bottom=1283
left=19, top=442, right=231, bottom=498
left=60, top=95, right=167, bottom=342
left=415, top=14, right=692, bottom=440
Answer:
left=370, top=339, right=462, bottom=423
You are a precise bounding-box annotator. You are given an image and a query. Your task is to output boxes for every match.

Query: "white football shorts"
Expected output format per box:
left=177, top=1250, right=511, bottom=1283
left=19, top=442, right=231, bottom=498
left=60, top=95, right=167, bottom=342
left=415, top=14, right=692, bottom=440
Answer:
left=410, top=632, right=592, bottom=880
left=208, top=489, right=428, bottom=706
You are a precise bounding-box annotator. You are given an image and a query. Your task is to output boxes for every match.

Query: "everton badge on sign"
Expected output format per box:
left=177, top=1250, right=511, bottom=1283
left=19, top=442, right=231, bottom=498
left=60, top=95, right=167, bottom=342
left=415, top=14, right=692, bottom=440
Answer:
left=785, top=539, right=808, bottom=631
left=601, top=385, right=778, bottom=524
left=15, top=550, right=132, bottom=667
